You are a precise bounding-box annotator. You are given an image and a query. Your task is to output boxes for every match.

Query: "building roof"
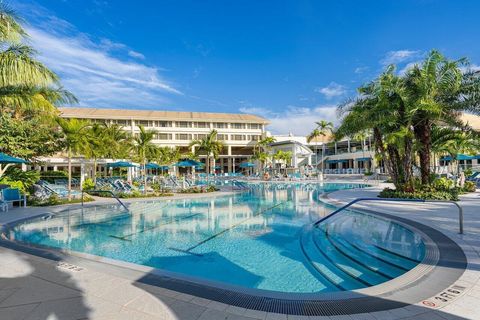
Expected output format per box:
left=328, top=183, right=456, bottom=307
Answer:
left=461, top=113, right=480, bottom=130
left=58, top=107, right=270, bottom=124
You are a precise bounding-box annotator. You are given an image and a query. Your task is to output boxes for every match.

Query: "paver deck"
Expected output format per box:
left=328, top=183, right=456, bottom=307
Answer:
left=0, top=183, right=478, bottom=319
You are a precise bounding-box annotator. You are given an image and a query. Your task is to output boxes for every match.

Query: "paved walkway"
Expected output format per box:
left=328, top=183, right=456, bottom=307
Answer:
left=0, top=186, right=478, bottom=319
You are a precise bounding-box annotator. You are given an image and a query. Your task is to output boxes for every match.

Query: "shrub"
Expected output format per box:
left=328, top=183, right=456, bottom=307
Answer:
left=463, top=181, right=477, bottom=193
left=379, top=187, right=459, bottom=201
left=432, top=177, right=454, bottom=191
left=83, top=178, right=95, bottom=191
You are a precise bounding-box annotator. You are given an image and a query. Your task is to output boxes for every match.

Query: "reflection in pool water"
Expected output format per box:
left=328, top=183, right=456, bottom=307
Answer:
left=9, top=182, right=424, bottom=293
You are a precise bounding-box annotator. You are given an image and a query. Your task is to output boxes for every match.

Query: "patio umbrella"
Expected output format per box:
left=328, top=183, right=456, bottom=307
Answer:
left=239, top=162, right=256, bottom=168
left=106, top=161, right=138, bottom=168
left=0, top=152, right=27, bottom=178
left=141, top=163, right=161, bottom=169
left=173, top=159, right=203, bottom=167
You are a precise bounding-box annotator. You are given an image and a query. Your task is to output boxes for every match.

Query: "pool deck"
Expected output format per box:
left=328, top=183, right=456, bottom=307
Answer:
left=0, top=183, right=479, bottom=319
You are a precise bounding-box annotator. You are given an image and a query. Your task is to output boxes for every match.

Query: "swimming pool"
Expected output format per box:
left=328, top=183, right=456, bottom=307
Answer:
left=6, top=182, right=425, bottom=293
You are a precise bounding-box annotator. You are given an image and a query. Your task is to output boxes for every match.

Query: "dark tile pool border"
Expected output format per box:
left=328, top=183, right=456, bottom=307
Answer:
left=0, top=207, right=467, bottom=316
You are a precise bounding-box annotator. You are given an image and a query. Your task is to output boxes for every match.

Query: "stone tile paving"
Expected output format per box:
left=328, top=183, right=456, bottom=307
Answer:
left=0, top=185, right=478, bottom=319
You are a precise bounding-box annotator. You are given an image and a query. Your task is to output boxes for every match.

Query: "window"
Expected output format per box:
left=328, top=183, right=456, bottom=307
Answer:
left=175, top=133, right=192, bottom=140
left=250, top=135, right=261, bottom=141
left=137, top=120, right=151, bottom=127
left=194, top=122, right=209, bottom=128
left=115, top=119, right=128, bottom=126
left=232, top=135, right=246, bottom=141
left=155, top=133, right=172, bottom=140
left=248, top=123, right=261, bottom=129
left=231, top=123, right=245, bottom=129
left=217, top=134, right=228, bottom=141
left=194, top=134, right=207, bottom=140
left=176, top=121, right=192, bottom=128
left=155, top=121, right=172, bottom=127
left=213, top=122, right=227, bottom=129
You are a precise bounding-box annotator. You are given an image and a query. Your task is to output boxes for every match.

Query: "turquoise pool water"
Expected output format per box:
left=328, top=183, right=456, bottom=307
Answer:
left=8, top=182, right=425, bottom=293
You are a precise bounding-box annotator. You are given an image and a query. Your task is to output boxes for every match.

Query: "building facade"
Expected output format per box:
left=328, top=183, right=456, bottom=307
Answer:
left=38, top=107, right=269, bottom=175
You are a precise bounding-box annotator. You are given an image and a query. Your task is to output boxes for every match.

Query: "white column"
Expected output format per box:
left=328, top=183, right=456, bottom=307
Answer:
left=80, top=163, right=85, bottom=189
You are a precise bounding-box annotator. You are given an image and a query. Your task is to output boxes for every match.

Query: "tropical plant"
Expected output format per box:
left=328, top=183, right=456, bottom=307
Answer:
left=102, top=123, right=133, bottom=160
left=189, top=130, right=225, bottom=175
left=84, top=123, right=108, bottom=184
left=307, top=120, right=333, bottom=172
left=405, top=50, right=480, bottom=184
left=0, top=4, right=76, bottom=119
left=336, top=66, right=416, bottom=191
left=253, top=136, right=276, bottom=171
left=56, top=118, right=91, bottom=199
left=132, top=125, right=157, bottom=194
left=273, top=150, right=292, bottom=174
left=0, top=4, right=76, bottom=161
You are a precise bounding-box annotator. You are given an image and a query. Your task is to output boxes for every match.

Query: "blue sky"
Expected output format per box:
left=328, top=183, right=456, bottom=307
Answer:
left=11, top=0, right=480, bottom=134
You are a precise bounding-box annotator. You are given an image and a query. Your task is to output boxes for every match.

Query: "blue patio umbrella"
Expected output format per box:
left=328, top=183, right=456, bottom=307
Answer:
left=0, top=152, right=27, bottom=178
left=0, top=153, right=27, bottom=164
left=106, top=161, right=138, bottom=168
left=141, top=163, right=161, bottom=169
left=239, top=162, right=256, bottom=168
left=174, top=159, right=203, bottom=167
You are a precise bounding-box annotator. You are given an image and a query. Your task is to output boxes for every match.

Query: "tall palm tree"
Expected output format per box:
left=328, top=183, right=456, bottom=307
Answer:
left=307, top=120, right=333, bottom=174
left=189, top=130, right=225, bottom=175
left=57, top=118, right=91, bottom=200
left=336, top=66, right=415, bottom=191
left=132, top=125, right=157, bottom=194
left=102, top=123, right=131, bottom=160
left=84, top=123, right=108, bottom=184
left=0, top=5, right=76, bottom=118
left=253, top=136, right=276, bottom=171
left=353, top=130, right=370, bottom=171
left=405, top=50, right=480, bottom=184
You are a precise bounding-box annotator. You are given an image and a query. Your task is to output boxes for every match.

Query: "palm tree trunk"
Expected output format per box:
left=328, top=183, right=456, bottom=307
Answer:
left=67, top=147, right=72, bottom=201
left=415, top=121, right=432, bottom=185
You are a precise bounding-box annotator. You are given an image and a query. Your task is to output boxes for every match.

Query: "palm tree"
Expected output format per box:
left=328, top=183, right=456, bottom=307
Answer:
left=132, top=125, right=157, bottom=194
left=253, top=136, right=275, bottom=171
left=57, top=118, right=91, bottom=200
left=273, top=150, right=293, bottom=175
left=405, top=50, right=480, bottom=184
left=189, top=130, right=225, bottom=175
left=307, top=120, right=333, bottom=175
left=336, top=66, right=416, bottom=191
left=84, top=123, right=108, bottom=184
left=102, top=123, right=131, bottom=160
left=353, top=130, right=370, bottom=171
left=0, top=6, right=76, bottom=118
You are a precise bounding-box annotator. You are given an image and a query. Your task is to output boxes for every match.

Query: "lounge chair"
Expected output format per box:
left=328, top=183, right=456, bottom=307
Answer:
left=0, top=200, right=7, bottom=212
left=1, top=188, right=27, bottom=208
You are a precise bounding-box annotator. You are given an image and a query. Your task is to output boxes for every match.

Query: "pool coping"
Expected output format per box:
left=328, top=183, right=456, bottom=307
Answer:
left=0, top=188, right=468, bottom=316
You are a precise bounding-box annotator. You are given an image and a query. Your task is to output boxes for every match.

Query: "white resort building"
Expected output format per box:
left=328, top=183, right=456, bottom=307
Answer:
left=36, top=107, right=269, bottom=175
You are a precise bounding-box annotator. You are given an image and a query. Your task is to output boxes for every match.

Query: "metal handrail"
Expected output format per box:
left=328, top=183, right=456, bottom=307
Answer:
left=314, top=197, right=464, bottom=234
left=81, top=189, right=130, bottom=212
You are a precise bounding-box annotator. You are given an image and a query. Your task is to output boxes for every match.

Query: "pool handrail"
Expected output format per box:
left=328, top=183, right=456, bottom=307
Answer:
left=81, top=189, right=130, bottom=212
left=314, top=197, right=464, bottom=234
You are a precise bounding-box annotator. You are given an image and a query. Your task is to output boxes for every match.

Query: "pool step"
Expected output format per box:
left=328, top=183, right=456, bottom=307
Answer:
left=312, top=227, right=389, bottom=287
left=300, top=226, right=364, bottom=291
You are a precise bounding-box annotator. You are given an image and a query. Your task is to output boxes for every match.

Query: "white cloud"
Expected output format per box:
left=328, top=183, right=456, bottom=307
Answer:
left=315, top=82, right=347, bottom=99
left=398, top=61, right=421, bottom=75
left=128, top=50, right=145, bottom=60
left=381, top=50, right=421, bottom=65
left=240, top=105, right=338, bottom=135
left=14, top=1, right=181, bottom=108
left=354, top=66, right=369, bottom=74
